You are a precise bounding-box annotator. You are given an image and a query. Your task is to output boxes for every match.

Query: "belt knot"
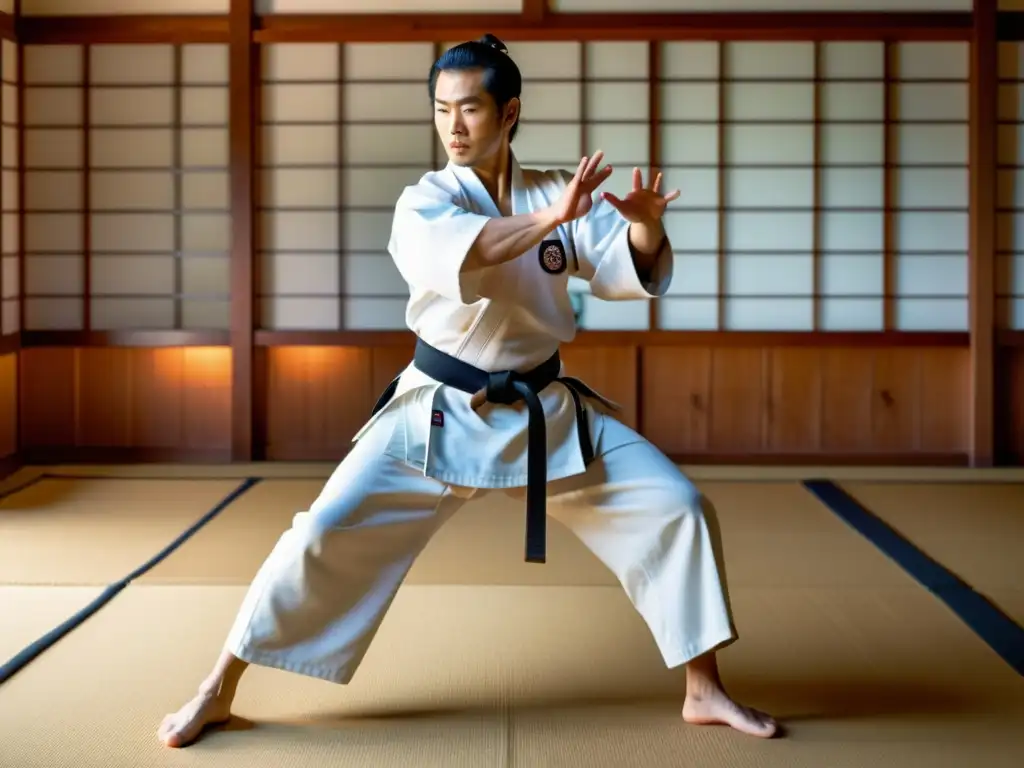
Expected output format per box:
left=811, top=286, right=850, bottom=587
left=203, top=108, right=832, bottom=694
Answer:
left=485, top=371, right=524, bottom=405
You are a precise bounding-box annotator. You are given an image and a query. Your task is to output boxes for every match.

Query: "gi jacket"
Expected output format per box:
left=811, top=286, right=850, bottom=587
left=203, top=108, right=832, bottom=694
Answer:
left=353, top=154, right=674, bottom=490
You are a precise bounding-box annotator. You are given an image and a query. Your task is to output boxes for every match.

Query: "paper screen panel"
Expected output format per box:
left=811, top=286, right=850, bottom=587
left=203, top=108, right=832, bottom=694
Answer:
left=722, top=42, right=816, bottom=331
left=818, top=41, right=886, bottom=331
left=23, top=0, right=229, bottom=13
left=23, top=44, right=85, bottom=330
left=550, top=0, right=970, bottom=10
left=576, top=42, right=650, bottom=330
left=1, top=39, right=18, bottom=334
left=656, top=42, right=719, bottom=330
left=257, top=0, right=521, bottom=11
left=998, top=42, right=1024, bottom=330
left=891, top=42, right=969, bottom=332
left=88, top=43, right=230, bottom=331
left=259, top=43, right=433, bottom=331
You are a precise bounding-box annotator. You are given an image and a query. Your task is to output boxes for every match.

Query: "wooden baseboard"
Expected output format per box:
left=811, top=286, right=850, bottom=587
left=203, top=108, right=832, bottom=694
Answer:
left=0, top=452, right=23, bottom=480
left=666, top=452, right=971, bottom=467
left=20, top=447, right=233, bottom=465
left=264, top=444, right=972, bottom=467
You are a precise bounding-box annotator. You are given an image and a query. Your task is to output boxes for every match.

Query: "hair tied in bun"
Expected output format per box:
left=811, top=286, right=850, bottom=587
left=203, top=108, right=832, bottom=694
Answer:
left=478, top=33, right=508, bottom=54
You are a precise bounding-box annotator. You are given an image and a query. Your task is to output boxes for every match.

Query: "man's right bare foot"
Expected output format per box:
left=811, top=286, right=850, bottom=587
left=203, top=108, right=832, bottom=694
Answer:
left=157, top=691, right=232, bottom=748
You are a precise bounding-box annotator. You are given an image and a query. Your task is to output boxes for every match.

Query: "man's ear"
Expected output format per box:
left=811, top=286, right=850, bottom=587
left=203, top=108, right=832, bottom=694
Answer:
left=504, top=97, right=521, bottom=129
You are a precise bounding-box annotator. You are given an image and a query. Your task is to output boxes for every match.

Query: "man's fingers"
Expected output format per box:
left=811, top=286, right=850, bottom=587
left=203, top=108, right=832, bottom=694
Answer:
left=632, top=167, right=643, bottom=192
left=663, top=188, right=681, bottom=204
left=573, top=156, right=589, bottom=180
left=582, top=165, right=613, bottom=191
left=583, top=151, right=605, bottom=179
left=600, top=191, right=625, bottom=209
left=652, top=172, right=663, bottom=193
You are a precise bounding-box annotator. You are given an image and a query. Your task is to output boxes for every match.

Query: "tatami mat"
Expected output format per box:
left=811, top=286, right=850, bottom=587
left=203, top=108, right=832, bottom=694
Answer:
left=0, top=477, right=248, bottom=585
left=1, top=583, right=1022, bottom=768
left=839, top=482, right=1024, bottom=624
left=138, top=480, right=917, bottom=589
left=1, top=467, right=1023, bottom=766
left=0, top=586, right=106, bottom=660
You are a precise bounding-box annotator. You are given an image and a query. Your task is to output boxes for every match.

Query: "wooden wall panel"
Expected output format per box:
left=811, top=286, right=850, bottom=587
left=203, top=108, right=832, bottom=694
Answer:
left=19, top=347, right=232, bottom=460
left=263, top=344, right=641, bottom=460
left=561, top=345, right=639, bottom=430
left=996, top=347, right=1024, bottom=463
left=0, top=352, right=16, bottom=459
left=642, top=345, right=970, bottom=461
left=264, top=347, right=377, bottom=461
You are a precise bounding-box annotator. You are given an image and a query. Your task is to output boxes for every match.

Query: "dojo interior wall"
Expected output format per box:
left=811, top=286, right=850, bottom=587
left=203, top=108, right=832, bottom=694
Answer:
left=0, top=10, right=17, bottom=468
left=0, top=0, right=1021, bottom=467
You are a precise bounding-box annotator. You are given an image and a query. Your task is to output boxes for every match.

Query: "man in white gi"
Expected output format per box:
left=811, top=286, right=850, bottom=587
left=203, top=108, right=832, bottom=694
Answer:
left=158, top=34, right=777, bottom=747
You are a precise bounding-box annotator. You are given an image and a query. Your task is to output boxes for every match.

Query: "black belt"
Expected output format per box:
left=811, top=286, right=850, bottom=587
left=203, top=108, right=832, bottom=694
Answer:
left=370, top=339, right=597, bottom=564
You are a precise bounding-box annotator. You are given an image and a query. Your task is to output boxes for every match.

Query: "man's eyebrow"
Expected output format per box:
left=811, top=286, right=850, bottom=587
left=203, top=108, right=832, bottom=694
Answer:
left=434, top=96, right=483, bottom=105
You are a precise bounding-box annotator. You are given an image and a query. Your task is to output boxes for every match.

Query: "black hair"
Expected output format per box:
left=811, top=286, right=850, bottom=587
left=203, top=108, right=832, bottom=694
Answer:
left=428, top=34, right=523, bottom=141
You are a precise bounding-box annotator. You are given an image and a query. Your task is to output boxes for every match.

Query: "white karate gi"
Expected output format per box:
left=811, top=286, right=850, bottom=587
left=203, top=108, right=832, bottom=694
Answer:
left=225, top=154, right=737, bottom=684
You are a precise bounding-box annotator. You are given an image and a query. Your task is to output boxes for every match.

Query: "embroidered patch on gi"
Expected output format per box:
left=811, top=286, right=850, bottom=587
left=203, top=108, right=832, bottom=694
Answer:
left=431, top=409, right=445, bottom=428
left=538, top=239, right=567, bottom=275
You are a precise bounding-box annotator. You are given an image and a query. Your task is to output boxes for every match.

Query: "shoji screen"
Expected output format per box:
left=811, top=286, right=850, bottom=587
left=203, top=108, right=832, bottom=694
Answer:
left=893, top=42, right=969, bottom=331
left=999, top=42, right=1024, bottom=331
left=657, top=40, right=970, bottom=332
left=723, top=43, right=816, bottom=331
left=658, top=42, right=719, bottom=331
left=818, top=41, right=886, bottom=331
left=259, top=43, right=434, bottom=331
left=1, top=39, right=16, bottom=335
left=578, top=41, right=651, bottom=330
left=22, top=43, right=230, bottom=332
left=22, top=45, right=80, bottom=330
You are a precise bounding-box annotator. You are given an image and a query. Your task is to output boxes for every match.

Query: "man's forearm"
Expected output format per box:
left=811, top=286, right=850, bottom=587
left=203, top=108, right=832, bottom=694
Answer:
left=628, top=220, right=667, bottom=275
left=462, top=208, right=559, bottom=271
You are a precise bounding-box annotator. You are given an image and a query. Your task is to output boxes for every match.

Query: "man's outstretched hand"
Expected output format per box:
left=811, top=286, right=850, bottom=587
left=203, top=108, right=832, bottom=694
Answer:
left=549, top=151, right=614, bottom=226
left=601, top=167, right=680, bottom=224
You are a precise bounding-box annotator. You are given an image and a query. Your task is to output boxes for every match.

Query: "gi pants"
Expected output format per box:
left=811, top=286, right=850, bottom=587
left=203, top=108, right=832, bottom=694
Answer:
left=224, top=409, right=737, bottom=684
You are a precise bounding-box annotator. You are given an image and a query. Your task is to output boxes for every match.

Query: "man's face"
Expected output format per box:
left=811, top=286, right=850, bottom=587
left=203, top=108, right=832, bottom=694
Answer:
left=433, top=68, right=517, bottom=167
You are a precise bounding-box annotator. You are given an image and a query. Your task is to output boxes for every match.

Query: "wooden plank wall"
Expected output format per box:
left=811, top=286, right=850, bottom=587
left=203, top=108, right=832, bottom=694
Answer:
left=13, top=340, right=1024, bottom=465
left=13, top=341, right=982, bottom=465
left=19, top=347, right=232, bottom=462
left=3, top=3, right=1023, bottom=469
left=259, top=342, right=974, bottom=464
left=0, top=352, right=16, bottom=461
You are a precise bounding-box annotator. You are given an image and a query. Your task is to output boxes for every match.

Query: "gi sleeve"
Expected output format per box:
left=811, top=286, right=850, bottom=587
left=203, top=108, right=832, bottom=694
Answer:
left=388, top=179, right=491, bottom=305
left=556, top=171, right=675, bottom=301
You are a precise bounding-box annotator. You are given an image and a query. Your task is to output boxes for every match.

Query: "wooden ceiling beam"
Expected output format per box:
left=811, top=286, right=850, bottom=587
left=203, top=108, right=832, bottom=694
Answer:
left=11, top=11, right=988, bottom=45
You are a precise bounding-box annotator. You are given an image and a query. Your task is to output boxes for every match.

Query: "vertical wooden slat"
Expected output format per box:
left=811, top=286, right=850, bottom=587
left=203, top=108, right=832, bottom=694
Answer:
left=337, top=42, right=345, bottom=330
left=523, top=0, right=546, bottom=24
left=0, top=26, right=5, bottom=328
left=229, top=0, right=255, bottom=460
left=15, top=0, right=23, bottom=453
left=82, top=45, right=91, bottom=332
left=15, top=39, right=21, bottom=337
left=970, top=0, right=997, bottom=466
left=432, top=41, right=443, bottom=170
left=883, top=41, right=895, bottom=331
left=251, top=43, right=266, bottom=459
left=172, top=44, right=183, bottom=330
left=579, top=41, right=587, bottom=171
left=812, top=41, right=822, bottom=331
left=716, top=42, right=726, bottom=331
left=647, top=40, right=660, bottom=333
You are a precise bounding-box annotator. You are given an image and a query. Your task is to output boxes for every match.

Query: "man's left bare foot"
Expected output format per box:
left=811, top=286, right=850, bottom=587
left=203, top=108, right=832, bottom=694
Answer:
left=682, top=689, right=777, bottom=738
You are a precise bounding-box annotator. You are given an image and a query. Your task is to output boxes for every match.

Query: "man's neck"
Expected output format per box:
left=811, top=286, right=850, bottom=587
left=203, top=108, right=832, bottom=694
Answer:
left=472, top=147, right=513, bottom=216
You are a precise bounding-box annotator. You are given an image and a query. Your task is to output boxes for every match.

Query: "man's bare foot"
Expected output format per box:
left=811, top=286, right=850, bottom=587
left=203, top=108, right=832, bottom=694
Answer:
left=682, top=689, right=777, bottom=738
left=158, top=690, right=232, bottom=748
left=682, top=650, right=777, bottom=738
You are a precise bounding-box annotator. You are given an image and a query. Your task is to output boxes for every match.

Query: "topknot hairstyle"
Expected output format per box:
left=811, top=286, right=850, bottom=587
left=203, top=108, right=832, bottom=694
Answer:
left=428, top=34, right=523, bottom=141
